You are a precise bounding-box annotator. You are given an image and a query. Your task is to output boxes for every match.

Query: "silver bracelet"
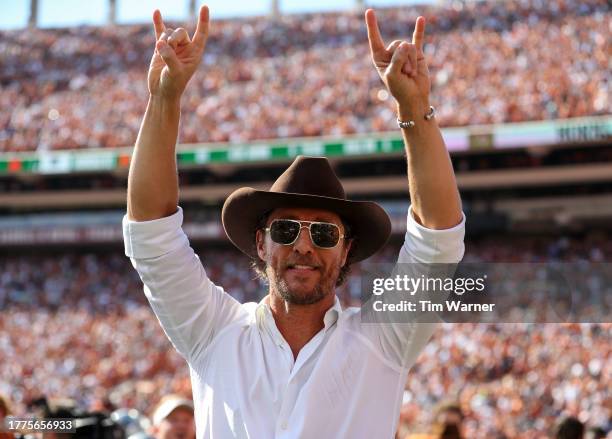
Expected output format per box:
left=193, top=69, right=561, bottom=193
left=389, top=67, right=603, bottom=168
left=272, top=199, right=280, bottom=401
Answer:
left=397, top=105, right=436, bottom=129
left=397, top=119, right=415, bottom=129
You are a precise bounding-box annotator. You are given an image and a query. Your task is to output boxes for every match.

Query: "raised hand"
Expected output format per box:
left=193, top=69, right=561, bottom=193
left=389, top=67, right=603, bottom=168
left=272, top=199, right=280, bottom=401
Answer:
left=148, top=6, right=210, bottom=100
left=365, top=9, right=431, bottom=115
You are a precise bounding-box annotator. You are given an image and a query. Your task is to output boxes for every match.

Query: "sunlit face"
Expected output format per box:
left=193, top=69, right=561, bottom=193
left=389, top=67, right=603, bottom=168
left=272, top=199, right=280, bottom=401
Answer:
left=256, top=207, right=352, bottom=305
left=155, top=407, right=195, bottom=439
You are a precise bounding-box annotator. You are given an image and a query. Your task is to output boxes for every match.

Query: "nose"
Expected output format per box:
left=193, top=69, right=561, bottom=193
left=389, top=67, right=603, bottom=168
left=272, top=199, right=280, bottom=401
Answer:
left=292, top=225, right=315, bottom=254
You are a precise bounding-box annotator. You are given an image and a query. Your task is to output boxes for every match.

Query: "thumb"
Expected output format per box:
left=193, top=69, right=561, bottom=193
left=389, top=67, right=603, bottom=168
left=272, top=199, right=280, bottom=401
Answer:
left=387, top=43, right=410, bottom=76
left=156, top=40, right=181, bottom=71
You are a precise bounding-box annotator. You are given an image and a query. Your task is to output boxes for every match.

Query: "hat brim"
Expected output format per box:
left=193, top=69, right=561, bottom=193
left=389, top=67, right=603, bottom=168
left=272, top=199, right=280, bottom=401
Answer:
left=222, top=187, right=391, bottom=264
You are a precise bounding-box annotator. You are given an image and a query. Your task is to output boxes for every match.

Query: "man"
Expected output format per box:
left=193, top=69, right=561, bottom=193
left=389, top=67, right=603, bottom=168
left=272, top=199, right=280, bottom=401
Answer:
left=0, top=394, right=14, bottom=439
left=150, top=395, right=196, bottom=439
left=124, top=5, right=464, bottom=438
left=400, top=402, right=465, bottom=439
left=555, top=417, right=585, bottom=439
left=433, top=402, right=464, bottom=431
left=584, top=427, right=607, bottom=439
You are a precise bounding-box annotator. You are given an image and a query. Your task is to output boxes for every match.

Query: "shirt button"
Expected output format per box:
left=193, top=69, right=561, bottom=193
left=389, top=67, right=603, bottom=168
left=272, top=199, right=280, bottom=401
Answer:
left=281, top=421, right=288, bottom=430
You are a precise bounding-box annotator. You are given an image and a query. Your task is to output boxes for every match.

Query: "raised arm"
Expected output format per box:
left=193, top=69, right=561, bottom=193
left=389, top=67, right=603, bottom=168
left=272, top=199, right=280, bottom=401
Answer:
left=127, top=7, right=210, bottom=221
left=358, top=11, right=465, bottom=371
left=123, top=7, right=246, bottom=363
left=365, top=10, right=462, bottom=229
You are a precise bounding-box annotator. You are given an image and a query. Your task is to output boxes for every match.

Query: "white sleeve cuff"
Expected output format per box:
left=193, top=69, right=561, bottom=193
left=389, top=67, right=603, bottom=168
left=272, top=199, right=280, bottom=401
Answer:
left=403, top=205, right=466, bottom=263
left=122, top=207, right=189, bottom=259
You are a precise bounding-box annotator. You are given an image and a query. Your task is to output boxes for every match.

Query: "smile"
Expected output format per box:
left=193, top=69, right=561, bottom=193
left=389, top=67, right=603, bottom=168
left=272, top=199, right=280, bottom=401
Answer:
left=287, top=264, right=319, bottom=271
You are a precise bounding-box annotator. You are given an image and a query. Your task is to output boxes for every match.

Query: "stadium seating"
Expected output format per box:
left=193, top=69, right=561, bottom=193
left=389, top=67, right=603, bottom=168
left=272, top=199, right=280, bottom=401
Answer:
left=1, top=234, right=610, bottom=437
left=0, top=0, right=609, bottom=152
left=1, top=0, right=610, bottom=436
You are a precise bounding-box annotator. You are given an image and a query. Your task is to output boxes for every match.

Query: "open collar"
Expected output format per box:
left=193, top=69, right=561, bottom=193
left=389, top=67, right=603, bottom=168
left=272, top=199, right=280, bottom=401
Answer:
left=256, top=294, right=343, bottom=340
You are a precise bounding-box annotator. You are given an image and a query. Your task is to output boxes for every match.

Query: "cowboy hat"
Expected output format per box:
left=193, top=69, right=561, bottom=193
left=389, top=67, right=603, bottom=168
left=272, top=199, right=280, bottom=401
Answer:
left=222, top=156, right=391, bottom=263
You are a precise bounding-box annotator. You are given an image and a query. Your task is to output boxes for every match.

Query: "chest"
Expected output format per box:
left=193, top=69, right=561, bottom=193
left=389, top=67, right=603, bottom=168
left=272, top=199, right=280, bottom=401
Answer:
left=191, top=324, right=404, bottom=438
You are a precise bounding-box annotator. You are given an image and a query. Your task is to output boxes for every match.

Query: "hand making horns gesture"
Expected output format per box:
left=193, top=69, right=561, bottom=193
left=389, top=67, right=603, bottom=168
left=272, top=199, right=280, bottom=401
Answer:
left=365, top=9, right=431, bottom=114
left=148, top=6, right=210, bottom=100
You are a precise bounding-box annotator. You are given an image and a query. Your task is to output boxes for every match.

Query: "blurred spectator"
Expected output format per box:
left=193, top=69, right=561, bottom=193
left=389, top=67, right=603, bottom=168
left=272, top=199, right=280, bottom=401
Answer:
left=433, top=402, right=464, bottom=427
left=150, top=395, right=195, bottom=439
left=404, top=423, right=464, bottom=439
left=430, top=423, right=463, bottom=439
left=0, top=394, right=13, bottom=439
left=0, top=233, right=611, bottom=437
left=555, top=416, right=585, bottom=439
left=110, top=407, right=151, bottom=438
left=0, top=0, right=609, bottom=152
left=585, top=427, right=607, bottom=439
left=0, top=394, right=10, bottom=418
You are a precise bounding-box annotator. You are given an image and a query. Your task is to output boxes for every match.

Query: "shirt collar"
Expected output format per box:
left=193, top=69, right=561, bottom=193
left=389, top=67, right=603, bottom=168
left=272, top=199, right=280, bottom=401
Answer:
left=323, top=296, right=343, bottom=330
left=256, top=295, right=343, bottom=335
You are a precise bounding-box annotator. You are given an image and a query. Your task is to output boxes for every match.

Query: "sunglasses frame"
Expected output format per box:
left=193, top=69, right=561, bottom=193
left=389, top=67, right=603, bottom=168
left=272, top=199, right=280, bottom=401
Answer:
left=264, top=219, right=345, bottom=249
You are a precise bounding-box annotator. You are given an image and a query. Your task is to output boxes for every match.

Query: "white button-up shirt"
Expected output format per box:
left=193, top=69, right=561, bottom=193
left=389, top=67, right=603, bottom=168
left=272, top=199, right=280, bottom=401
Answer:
left=123, top=206, right=465, bottom=439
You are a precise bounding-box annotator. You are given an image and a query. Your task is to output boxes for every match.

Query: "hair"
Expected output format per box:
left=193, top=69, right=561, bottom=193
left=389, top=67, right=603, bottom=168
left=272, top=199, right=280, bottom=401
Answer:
left=0, top=394, right=11, bottom=418
left=251, top=210, right=354, bottom=287
left=555, top=417, right=585, bottom=439
left=430, top=423, right=463, bottom=439
left=434, top=401, right=464, bottom=423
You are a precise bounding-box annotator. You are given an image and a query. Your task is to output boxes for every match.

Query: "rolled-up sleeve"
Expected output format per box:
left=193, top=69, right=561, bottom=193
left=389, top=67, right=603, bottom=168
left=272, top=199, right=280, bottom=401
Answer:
left=123, top=207, right=246, bottom=363
left=123, top=207, right=189, bottom=259
left=399, top=205, right=466, bottom=264
left=368, top=206, right=466, bottom=370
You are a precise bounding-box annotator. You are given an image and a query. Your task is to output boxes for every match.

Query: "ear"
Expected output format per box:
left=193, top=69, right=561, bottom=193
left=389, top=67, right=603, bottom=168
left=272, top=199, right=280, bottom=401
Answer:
left=256, top=228, right=267, bottom=261
left=340, top=238, right=353, bottom=267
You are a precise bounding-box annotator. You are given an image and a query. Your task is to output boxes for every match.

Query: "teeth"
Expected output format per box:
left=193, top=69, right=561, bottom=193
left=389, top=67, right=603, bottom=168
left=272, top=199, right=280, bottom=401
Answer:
left=294, top=264, right=315, bottom=269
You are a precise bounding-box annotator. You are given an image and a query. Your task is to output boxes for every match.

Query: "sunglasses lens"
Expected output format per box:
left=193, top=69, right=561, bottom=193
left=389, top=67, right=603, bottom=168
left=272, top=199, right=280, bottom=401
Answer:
left=311, top=222, right=340, bottom=248
left=269, top=220, right=300, bottom=244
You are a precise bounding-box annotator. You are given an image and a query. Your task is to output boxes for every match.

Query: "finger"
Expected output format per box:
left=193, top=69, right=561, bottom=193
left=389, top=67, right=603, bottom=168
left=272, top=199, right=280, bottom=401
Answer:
left=158, top=28, right=173, bottom=51
left=156, top=40, right=181, bottom=72
left=365, top=9, right=385, bottom=56
left=192, top=5, right=210, bottom=49
left=388, top=42, right=410, bottom=76
left=168, top=27, right=191, bottom=49
left=412, top=16, right=426, bottom=54
left=387, top=41, right=414, bottom=76
left=153, top=9, right=166, bottom=41
left=404, top=43, right=417, bottom=77
left=386, top=39, right=402, bottom=54
left=382, top=40, right=402, bottom=68
left=160, top=27, right=174, bottom=42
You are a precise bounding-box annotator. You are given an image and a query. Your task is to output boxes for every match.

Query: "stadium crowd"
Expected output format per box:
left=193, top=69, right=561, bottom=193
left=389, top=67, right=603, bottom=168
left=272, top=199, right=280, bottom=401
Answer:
left=1, top=232, right=610, bottom=437
left=0, top=0, right=609, bottom=152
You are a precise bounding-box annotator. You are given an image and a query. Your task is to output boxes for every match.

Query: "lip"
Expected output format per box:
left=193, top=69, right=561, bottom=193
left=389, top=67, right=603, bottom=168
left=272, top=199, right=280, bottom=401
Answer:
left=290, top=264, right=318, bottom=270
left=285, top=264, right=320, bottom=274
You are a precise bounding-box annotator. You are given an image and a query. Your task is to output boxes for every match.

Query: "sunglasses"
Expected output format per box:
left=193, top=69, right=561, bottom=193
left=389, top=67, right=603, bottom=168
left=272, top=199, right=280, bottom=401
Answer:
left=264, top=219, right=345, bottom=249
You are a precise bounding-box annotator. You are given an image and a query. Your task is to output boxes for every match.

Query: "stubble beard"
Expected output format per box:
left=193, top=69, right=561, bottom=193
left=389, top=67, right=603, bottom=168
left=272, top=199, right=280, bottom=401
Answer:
left=270, top=266, right=339, bottom=305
